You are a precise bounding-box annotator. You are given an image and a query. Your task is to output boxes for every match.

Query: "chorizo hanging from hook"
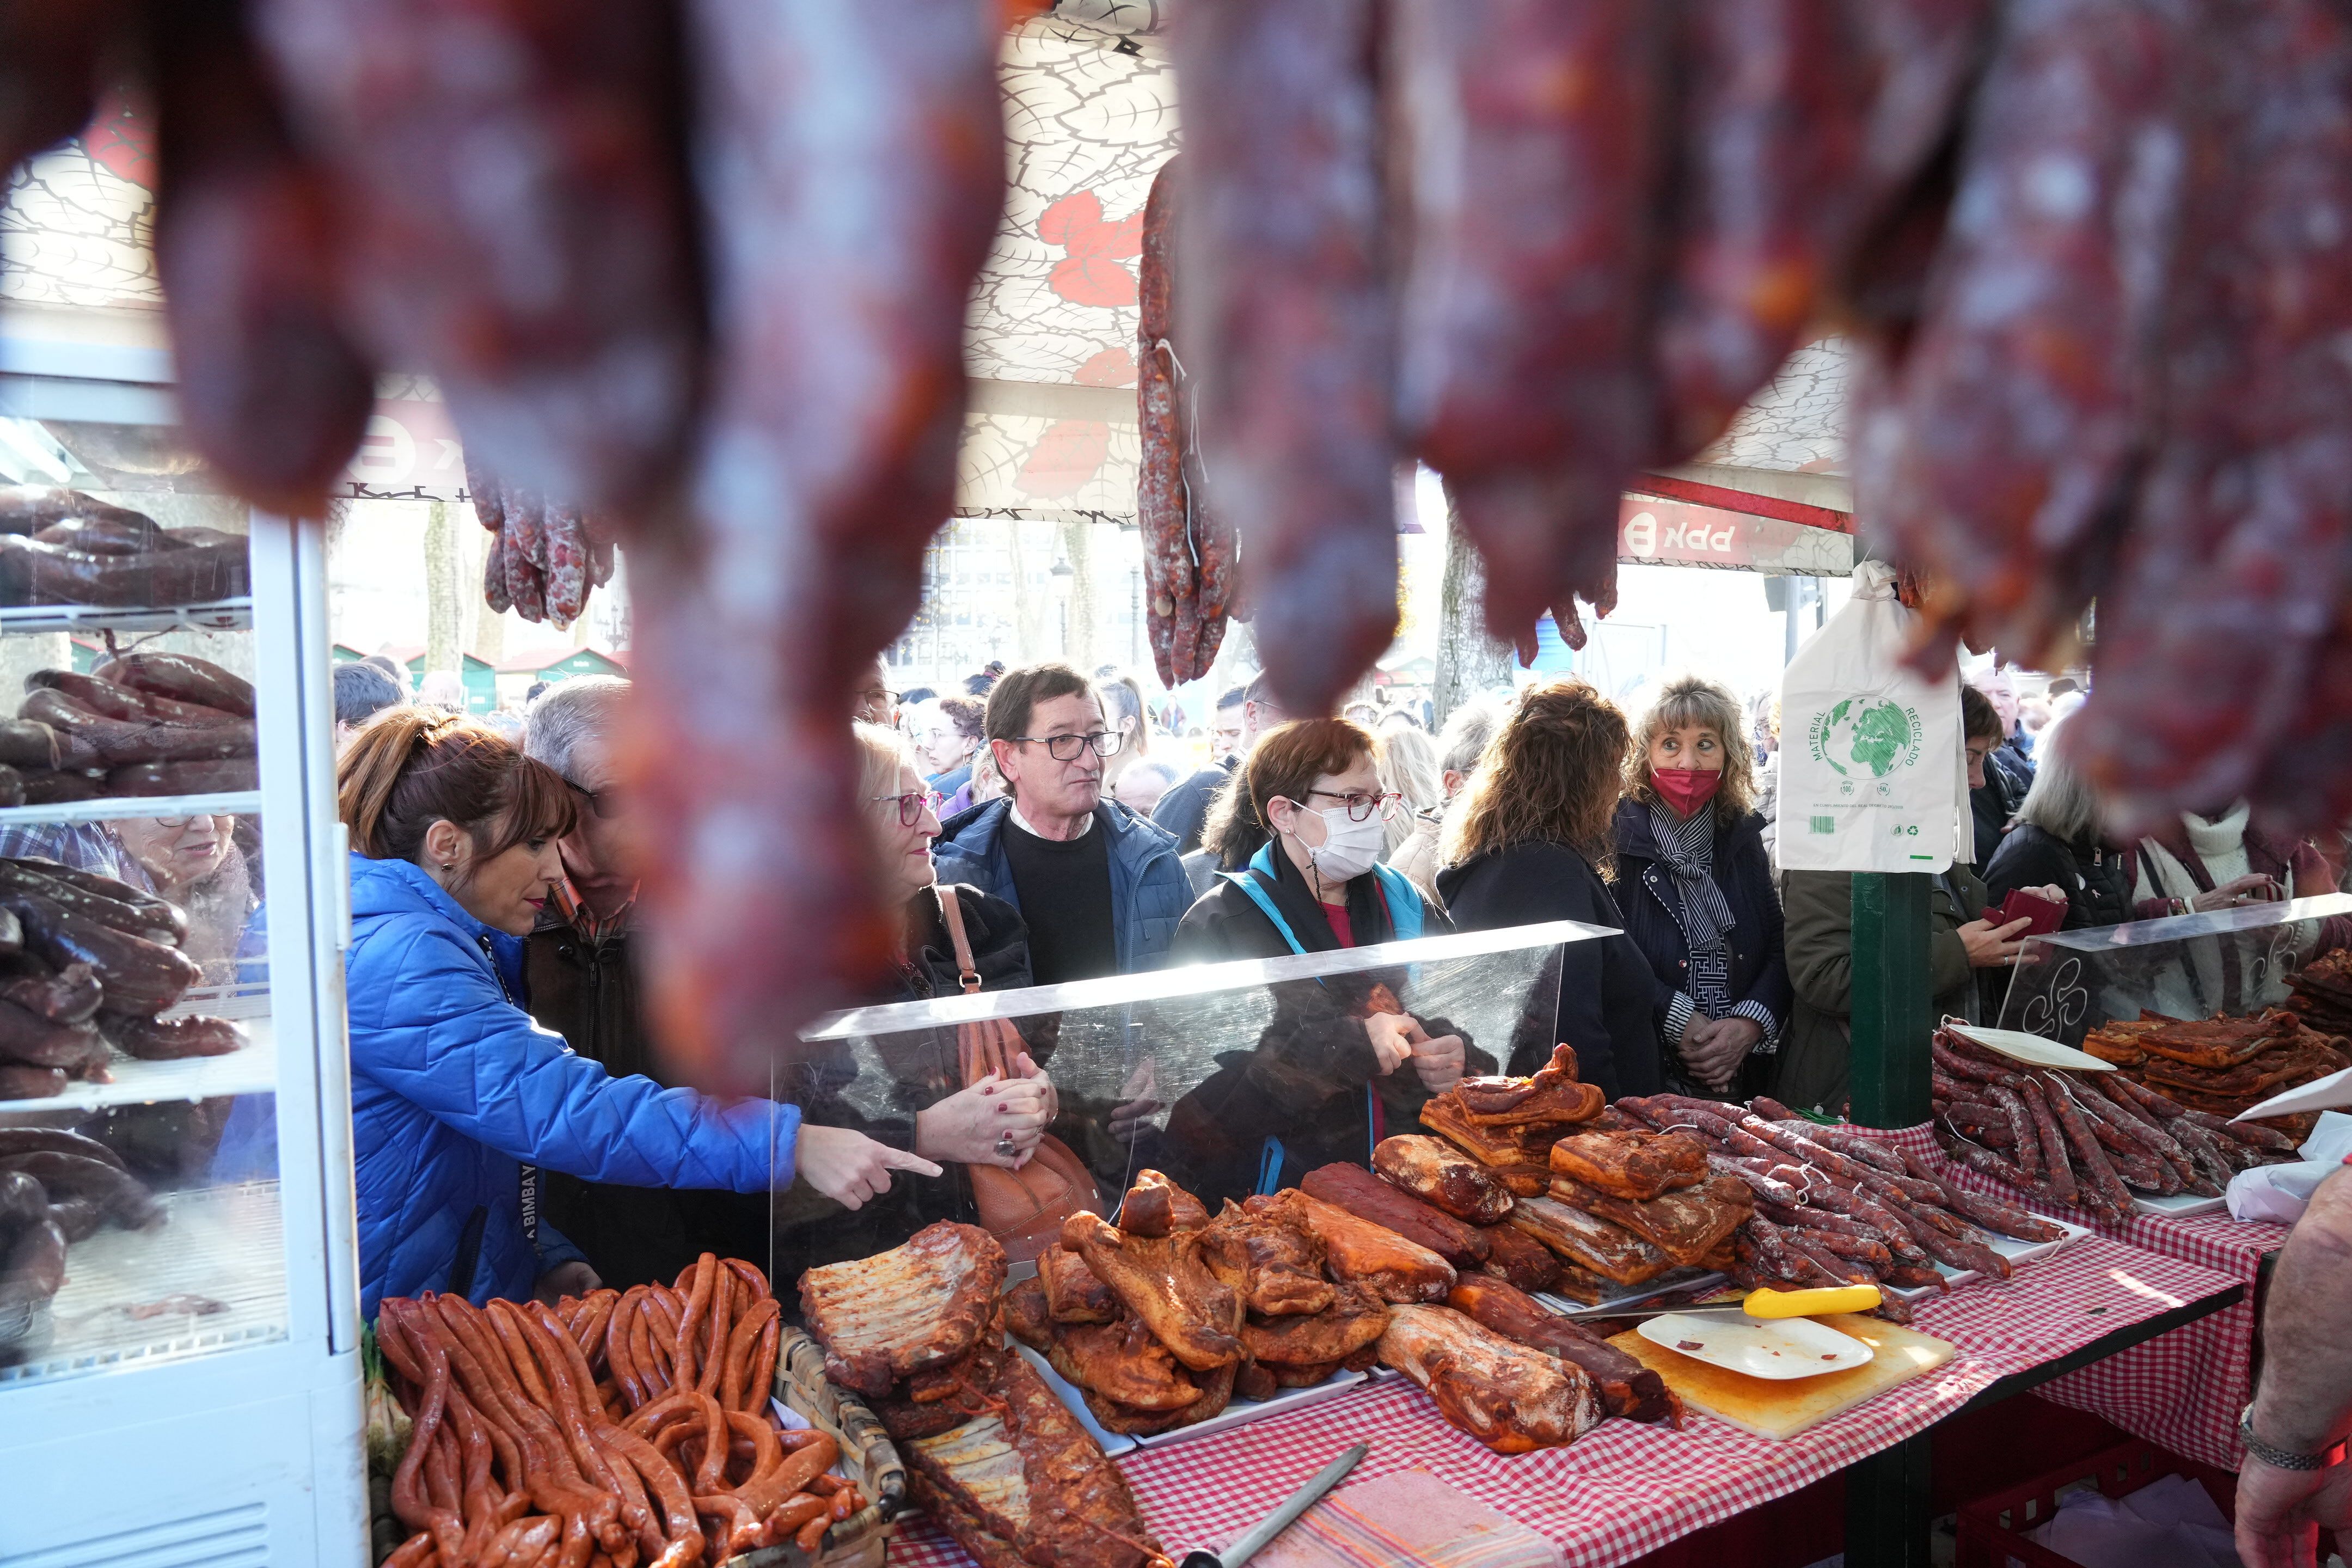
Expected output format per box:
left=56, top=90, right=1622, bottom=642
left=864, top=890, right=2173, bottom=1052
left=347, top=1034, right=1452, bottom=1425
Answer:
left=621, top=0, right=1003, bottom=1086
left=1179, top=0, right=1397, bottom=715
left=149, top=0, right=376, bottom=518
left=1391, top=0, right=1666, bottom=656
left=254, top=0, right=705, bottom=512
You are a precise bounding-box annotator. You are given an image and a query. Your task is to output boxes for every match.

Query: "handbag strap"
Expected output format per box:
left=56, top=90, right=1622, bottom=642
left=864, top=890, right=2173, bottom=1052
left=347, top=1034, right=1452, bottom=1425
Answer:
left=934, top=884, right=984, bottom=994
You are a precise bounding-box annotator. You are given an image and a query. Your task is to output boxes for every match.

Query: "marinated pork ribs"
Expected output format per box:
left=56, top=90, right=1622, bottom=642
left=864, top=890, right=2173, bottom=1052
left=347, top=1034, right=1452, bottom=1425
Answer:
left=799, top=1220, right=1008, bottom=1398
left=1549, top=1128, right=1711, bottom=1201
left=1376, top=1304, right=1603, bottom=1454
left=903, top=1350, right=1171, bottom=1568
left=1371, top=1134, right=1516, bottom=1223
left=1445, top=1276, right=1681, bottom=1425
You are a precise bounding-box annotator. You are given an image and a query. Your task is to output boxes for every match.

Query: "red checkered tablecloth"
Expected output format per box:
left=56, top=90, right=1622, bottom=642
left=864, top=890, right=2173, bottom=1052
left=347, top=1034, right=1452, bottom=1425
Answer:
left=882, top=1231, right=2239, bottom=1568
left=1880, top=1120, right=2291, bottom=1468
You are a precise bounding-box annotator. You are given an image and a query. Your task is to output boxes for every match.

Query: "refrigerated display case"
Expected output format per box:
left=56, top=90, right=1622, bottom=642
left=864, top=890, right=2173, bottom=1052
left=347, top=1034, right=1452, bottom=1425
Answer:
left=0, top=337, right=366, bottom=1566
left=1995, top=892, right=2352, bottom=1045
left=782, top=920, right=1601, bottom=1277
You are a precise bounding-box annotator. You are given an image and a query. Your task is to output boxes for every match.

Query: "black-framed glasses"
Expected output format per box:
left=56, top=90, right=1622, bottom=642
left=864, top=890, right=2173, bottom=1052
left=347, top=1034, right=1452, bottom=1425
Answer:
left=1009, top=731, right=1124, bottom=762
left=564, top=777, right=627, bottom=820
left=871, top=789, right=945, bottom=828
left=1304, top=788, right=1402, bottom=822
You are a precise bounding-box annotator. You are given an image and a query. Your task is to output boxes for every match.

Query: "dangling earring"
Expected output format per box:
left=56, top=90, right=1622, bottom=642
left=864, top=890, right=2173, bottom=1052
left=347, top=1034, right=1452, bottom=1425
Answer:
left=443, top=861, right=456, bottom=872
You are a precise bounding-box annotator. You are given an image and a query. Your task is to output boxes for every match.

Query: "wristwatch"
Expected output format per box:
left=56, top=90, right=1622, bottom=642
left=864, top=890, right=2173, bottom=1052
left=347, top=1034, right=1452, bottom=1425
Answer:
left=2240, top=1404, right=2349, bottom=1470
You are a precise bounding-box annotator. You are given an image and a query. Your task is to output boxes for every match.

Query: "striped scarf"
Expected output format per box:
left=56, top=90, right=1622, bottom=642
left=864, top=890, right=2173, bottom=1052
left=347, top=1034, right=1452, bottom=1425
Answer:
left=1649, top=800, right=1736, bottom=953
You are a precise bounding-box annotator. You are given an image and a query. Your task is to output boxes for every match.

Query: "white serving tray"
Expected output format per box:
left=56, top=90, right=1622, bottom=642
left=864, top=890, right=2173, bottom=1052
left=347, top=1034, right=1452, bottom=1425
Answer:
left=1129, top=1365, right=1365, bottom=1449
left=1885, top=1212, right=2089, bottom=1299
left=2130, top=1191, right=2228, bottom=1219
left=1637, top=1311, right=1874, bottom=1381
left=1946, top=1024, right=2115, bottom=1073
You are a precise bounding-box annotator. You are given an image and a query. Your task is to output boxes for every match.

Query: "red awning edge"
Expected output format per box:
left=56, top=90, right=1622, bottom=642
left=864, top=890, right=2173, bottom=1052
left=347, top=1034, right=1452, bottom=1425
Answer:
left=1628, top=473, right=1854, bottom=535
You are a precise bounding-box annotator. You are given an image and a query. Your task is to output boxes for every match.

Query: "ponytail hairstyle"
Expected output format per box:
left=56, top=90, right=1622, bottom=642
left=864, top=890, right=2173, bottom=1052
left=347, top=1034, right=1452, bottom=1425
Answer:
left=338, top=708, right=577, bottom=882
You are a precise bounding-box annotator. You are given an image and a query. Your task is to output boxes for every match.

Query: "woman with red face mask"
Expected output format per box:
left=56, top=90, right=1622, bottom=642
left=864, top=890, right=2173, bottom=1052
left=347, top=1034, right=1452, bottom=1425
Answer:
left=1610, top=675, right=1792, bottom=1096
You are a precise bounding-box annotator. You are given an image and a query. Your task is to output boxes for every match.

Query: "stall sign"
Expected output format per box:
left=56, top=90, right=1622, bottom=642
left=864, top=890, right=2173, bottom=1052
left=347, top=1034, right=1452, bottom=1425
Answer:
left=1618, top=495, right=1851, bottom=574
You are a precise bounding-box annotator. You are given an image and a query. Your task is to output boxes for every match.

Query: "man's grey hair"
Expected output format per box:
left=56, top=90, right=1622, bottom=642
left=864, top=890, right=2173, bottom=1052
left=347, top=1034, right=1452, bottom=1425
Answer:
left=525, top=676, right=631, bottom=782
left=2013, top=719, right=2102, bottom=843
left=332, top=659, right=406, bottom=727
left=1438, top=696, right=1505, bottom=779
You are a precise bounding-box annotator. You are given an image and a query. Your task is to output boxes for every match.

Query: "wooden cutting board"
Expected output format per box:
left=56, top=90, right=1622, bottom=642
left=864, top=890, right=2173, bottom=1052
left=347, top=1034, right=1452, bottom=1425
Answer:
left=1606, top=1314, right=1958, bottom=1440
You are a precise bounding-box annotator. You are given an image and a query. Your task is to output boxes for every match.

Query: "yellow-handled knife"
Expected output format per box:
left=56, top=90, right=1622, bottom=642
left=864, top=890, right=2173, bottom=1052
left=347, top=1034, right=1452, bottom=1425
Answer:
left=1565, top=1283, right=1883, bottom=1323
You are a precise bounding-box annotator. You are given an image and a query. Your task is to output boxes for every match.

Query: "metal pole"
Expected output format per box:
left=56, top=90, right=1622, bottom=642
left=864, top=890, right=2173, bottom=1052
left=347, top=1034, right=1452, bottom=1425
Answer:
left=1849, top=872, right=1934, bottom=1128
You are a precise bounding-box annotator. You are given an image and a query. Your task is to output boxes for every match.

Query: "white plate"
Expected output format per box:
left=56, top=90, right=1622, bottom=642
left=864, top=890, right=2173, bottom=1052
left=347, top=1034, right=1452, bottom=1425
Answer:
left=1538, top=1268, right=1727, bottom=1320
left=1884, top=1213, right=2089, bottom=1299
left=1008, top=1342, right=1138, bottom=1457
left=1130, top=1366, right=1367, bottom=1448
left=2130, top=1190, right=2228, bottom=1218
left=1946, top=1024, right=2116, bottom=1073
left=1637, top=1312, right=1874, bottom=1381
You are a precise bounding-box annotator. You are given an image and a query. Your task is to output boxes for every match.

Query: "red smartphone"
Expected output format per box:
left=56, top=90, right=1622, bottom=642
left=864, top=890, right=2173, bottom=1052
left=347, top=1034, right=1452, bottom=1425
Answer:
left=1982, top=888, right=2068, bottom=936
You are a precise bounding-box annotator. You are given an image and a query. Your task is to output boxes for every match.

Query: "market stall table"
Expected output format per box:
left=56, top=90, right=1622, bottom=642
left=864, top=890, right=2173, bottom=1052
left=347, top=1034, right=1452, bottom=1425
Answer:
left=881, top=1234, right=2239, bottom=1568
left=1904, top=1123, right=2291, bottom=1469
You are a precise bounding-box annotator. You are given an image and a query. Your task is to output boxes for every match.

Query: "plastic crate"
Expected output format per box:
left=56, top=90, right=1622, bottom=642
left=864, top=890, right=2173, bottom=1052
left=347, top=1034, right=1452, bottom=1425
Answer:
left=1953, top=1438, right=2236, bottom=1568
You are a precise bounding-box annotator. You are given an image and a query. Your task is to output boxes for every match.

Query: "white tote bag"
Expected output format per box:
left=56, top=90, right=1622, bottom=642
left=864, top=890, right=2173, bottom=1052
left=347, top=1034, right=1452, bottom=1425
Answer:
left=1775, top=561, right=1970, bottom=874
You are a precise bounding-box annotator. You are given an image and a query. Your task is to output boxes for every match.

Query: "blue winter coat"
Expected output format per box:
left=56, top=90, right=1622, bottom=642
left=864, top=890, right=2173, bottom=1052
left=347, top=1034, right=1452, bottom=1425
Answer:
left=931, top=799, right=1189, bottom=972
left=346, top=855, right=789, bottom=1318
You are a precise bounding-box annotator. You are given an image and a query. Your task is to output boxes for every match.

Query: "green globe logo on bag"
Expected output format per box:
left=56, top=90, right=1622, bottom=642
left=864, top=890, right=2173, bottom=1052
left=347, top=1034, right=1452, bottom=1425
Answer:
left=1808, top=696, right=1924, bottom=779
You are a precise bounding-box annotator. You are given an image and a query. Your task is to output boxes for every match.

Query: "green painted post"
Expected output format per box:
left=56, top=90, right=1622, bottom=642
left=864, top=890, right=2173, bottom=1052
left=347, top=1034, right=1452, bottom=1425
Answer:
left=1849, top=871, right=1933, bottom=1128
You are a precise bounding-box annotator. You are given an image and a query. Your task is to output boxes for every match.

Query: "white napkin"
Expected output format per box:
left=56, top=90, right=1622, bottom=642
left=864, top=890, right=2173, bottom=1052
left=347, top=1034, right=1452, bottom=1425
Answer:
left=2225, top=1112, right=2352, bottom=1224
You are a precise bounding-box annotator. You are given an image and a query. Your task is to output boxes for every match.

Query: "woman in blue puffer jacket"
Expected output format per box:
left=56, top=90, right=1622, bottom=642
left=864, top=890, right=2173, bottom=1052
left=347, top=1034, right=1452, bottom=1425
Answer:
left=341, top=709, right=936, bottom=1317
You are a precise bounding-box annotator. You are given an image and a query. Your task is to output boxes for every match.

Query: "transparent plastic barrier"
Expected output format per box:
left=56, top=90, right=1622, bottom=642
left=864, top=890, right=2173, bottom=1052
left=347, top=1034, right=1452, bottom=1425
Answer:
left=1996, top=892, right=2352, bottom=1043
left=779, top=921, right=1602, bottom=1279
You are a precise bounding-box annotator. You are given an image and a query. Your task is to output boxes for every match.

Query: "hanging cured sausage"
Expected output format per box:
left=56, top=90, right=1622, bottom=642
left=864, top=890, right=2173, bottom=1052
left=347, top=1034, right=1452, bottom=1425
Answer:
left=1177, top=0, right=1398, bottom=718
left=254, top=0, right=705, bottom=512
left=620, top=0, right=1004, bottom=1086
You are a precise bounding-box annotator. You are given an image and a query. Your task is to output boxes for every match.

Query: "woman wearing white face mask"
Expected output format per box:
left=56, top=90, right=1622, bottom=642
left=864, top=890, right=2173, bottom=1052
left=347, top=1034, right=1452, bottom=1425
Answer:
left=1165, top=720, right=1491, bottom=1205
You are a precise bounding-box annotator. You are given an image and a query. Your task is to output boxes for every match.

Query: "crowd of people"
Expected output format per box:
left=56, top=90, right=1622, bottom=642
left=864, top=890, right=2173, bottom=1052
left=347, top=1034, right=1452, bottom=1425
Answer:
left=310, top=650, right=2352, bottom=1317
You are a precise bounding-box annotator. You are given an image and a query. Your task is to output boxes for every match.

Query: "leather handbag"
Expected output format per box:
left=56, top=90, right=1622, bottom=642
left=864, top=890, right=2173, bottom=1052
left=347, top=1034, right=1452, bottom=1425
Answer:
left=935, top=885, right=1101, bottom=1263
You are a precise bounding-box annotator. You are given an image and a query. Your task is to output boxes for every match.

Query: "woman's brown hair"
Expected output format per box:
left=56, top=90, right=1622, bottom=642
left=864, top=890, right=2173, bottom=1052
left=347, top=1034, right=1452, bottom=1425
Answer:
left=1625, top=673, right=1757, bottom=825
left=1201, top=718, right=1375, bottom=869
left=338, top=707, right=577, bottom=877
left=1443, top=676, right=1628, bottom=874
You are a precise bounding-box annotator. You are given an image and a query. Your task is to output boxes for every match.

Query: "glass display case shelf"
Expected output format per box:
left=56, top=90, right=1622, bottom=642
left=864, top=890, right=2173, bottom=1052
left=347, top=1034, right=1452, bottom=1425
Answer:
left=0, top=1180, right=289, bottom=1387
left=0, top=596, right=252, bottom=636
left=1, top=1018, right=277, bottom=1114
left=0, top=790, right=260, bottom=828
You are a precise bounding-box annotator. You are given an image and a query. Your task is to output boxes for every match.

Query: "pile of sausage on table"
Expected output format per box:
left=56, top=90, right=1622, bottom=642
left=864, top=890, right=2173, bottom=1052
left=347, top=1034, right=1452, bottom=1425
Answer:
left=0, top=854, right=244, bottom=1101
left=373, top=1253, right=865, bottom=1568
left=1932, top=1027, right=2298, bottom=1222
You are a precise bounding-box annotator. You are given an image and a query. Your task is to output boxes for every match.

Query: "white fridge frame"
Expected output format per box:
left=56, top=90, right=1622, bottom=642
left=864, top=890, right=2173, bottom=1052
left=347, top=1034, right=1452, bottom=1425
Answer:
left=0, top=346, right=366, bottom=1568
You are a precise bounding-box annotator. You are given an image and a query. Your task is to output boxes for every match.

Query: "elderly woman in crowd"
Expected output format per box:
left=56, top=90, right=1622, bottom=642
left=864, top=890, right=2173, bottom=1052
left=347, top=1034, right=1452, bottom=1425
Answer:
left=110, top=813, right=254, bottom=982
left=1169, top=718, right=1482, bottom=1202
left=775, top=724, right=1059, bottom=1274
left=1437, top=677, right=1664, bottom=1098
left=1611, top=676, right=1790, bottom=1095
left=1982, top=720, right=2134, bottom=931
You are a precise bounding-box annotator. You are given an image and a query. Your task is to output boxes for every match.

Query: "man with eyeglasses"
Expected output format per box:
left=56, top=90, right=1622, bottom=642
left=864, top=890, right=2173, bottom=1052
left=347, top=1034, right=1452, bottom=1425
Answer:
left=851, top=658, right=900, bottom=729
left=930, top=661, right=1190, bottom=985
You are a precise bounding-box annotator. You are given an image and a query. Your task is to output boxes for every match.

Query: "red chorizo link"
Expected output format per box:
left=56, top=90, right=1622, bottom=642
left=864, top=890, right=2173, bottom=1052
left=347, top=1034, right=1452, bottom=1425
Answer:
left=741, top=1317, right=779, bottom=1415
left=1175, top=0, right=1398, bottom=714
left=1897, top=1147, right=2065, bottom=1240
left=484, top=532, right=514, bottom=616
left=672, top=1253, right=715, bottom=1391
left=1391, top=0, right=1664, bottom=652
left=2016, top=1079, right=2078, bottom=1204
left=593, top=1422, right=705, bottom=1568
left=2042, top=1077, right=2133, bottom=1217
left=1137, top=157, right=1193, bottom=689
left=542, top=506, right=590, bottom=624
left=503, top=492, right=549, bottom=623
left=720, top=1296, right=779, bottom=1412
left=147, top=0, right=375, bottom=518
left=384, top=1303, right=468, bottom=1565
left=1656, top=0, right=1865, bottom=456
left=606, top=1286, right=648, bottom=1411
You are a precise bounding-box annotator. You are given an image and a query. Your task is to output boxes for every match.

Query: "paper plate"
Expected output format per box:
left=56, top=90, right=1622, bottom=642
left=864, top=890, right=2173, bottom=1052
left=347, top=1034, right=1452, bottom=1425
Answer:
left=1636, top=1312, right=1875, bottom=1381
left=1946, top=1024, right=2115, bottom=1073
